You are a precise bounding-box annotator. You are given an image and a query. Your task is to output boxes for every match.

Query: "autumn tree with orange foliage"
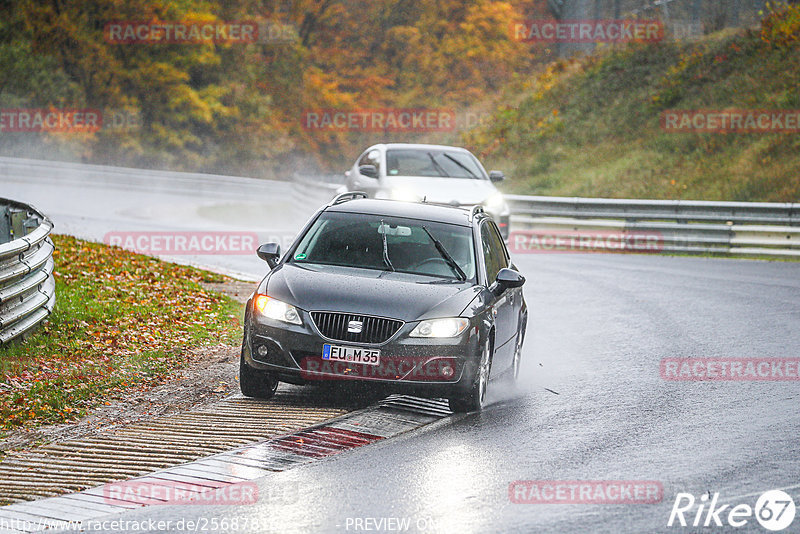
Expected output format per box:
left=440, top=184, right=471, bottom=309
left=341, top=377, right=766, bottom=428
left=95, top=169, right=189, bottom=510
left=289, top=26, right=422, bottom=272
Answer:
left=0, top=0, right=548, bottom=175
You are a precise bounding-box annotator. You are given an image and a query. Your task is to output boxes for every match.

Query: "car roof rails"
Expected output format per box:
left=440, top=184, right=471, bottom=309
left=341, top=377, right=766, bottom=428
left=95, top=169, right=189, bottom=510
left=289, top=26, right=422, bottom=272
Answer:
left=419, top=199, right=485, bottom=220
left=470, top=205, right=485, bottom=220
left=329, top=191, right=368, bottom=206
left=420, top=199, right=460, bottom=208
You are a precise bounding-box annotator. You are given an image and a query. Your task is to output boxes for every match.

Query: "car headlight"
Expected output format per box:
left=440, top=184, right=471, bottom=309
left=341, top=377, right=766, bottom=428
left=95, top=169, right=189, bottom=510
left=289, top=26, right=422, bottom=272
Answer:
left=410, top=318, right=469, bottom=338
left=253, top=295, right=302, bottom=325
left=484, top=192, right=506, bottom=212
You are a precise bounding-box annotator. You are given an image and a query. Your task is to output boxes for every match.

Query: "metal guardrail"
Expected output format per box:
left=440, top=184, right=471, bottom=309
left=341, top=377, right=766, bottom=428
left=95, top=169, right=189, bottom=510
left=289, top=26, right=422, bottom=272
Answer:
left=505, top=195, right=800, bottom=225
left=0, top=198, right=56, bottom=344
left=506, top=195, right=800, bottom=257
left=292, top=173, right=344, bottom=206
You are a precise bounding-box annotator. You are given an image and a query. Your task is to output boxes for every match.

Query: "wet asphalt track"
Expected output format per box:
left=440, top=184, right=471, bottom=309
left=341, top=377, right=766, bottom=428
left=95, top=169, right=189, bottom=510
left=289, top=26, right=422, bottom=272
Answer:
left=102, top=254, right=800, bottom=533
left=3, top=160, right=799, bottom=533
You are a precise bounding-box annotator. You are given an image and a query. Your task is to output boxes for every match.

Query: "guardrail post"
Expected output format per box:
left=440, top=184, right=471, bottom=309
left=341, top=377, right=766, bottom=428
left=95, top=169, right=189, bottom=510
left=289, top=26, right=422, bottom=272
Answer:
left=0, top=206, right=8, bottom=241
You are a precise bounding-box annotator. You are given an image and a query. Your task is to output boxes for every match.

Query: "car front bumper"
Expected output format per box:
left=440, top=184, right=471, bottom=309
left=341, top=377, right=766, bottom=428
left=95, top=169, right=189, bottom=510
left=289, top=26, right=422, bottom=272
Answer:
left=244, top=312, right=483, bottom=398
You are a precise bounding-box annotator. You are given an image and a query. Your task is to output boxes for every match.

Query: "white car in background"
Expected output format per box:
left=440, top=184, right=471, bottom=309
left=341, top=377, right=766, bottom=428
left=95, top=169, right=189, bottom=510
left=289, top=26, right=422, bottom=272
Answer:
left=344, top=143, right=511, bottom=239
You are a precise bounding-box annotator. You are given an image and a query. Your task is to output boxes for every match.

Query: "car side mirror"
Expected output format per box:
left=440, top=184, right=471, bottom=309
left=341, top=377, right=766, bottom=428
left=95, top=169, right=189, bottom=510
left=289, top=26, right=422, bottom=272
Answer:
left=490, top=268, right=525, bottom=296
left=489, top=170, right=505, bottom=183
left=359, top=165, right=379, bottom=179
left=257, top=243, right=281, bottom=269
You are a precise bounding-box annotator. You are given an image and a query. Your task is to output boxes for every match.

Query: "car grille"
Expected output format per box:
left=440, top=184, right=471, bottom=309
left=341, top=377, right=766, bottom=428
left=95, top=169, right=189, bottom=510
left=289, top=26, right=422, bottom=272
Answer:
left=311, top=312, right=403, bottom=344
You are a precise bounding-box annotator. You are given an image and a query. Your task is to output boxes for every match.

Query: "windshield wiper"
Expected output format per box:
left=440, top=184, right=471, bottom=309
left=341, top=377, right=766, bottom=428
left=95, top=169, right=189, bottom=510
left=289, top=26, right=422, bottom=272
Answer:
left=427, top=152, right=449, bottom=177
left=442, top=153, right=479, bottom=179
left=380, top=219, right=395, bottom=272
left=421, top=226, right=466, bottom=281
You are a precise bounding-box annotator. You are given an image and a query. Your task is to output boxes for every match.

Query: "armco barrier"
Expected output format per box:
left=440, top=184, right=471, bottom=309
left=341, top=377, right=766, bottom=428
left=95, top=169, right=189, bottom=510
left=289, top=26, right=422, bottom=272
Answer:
left=506, top=195, right=800, bottom=257
left=0, top=198, right=56, bottom=344
left=505, top=195, right=799, bottom=225
left=292, top=173, right=343, bottom=206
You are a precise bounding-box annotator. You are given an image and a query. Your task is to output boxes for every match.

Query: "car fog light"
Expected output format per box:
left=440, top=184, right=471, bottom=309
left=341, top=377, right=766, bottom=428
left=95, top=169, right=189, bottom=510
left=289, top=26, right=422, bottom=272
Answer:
left=257, top=345, right=269, bottom=357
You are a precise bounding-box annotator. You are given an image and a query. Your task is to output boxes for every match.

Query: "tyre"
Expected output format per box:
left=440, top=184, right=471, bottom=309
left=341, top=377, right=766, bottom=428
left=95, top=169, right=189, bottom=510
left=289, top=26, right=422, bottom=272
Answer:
left=449, top=337, right=492, bottom=413
left=509, top=312, right=527, bottom=383
left=240, top=347, right=279, bottom=399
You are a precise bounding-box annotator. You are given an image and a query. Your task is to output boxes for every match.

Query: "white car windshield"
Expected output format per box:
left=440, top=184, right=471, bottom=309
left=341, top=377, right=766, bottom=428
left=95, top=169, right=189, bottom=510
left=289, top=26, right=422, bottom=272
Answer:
left=385, top=149, right=487, bottom=179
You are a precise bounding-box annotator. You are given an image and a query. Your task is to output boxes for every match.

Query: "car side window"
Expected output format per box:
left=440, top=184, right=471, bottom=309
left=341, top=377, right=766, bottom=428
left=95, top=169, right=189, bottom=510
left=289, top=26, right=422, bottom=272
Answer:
left=358, top=149, right=381, bottom=178
left=480, top=220, right=508, bottom=284
left=488, top=221, right=510, bottom=267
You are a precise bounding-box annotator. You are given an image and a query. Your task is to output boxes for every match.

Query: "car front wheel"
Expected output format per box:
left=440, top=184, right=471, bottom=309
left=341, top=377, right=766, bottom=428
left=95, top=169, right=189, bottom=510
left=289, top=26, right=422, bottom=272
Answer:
left=240, top=347, right=279, bottom=399
left=449, top=337, right=492, bottom=413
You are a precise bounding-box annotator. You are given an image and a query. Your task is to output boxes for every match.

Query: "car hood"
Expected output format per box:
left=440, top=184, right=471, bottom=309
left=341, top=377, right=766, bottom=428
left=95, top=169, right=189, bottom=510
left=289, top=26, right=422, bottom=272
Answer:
left=261, top=264, right=480, bottom=322
left=382, top=176, right=496, bottom=205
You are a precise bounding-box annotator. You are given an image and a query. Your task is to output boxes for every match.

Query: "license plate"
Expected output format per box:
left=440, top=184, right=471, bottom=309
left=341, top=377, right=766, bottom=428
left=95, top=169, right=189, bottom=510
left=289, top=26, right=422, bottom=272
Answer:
left=322, top=344, right=380, bottom=366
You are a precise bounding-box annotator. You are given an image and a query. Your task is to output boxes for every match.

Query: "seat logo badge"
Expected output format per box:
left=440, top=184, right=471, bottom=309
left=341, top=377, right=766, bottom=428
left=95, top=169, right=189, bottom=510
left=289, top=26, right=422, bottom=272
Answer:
left=348, top=321, right=363, bottom=334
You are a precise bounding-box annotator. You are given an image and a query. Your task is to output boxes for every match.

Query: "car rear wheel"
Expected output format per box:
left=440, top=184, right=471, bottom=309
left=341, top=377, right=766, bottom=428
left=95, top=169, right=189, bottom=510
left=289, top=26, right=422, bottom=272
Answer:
left=449, top=337, right=492, bottom=413
left=240, top=347, right=279, bottom=399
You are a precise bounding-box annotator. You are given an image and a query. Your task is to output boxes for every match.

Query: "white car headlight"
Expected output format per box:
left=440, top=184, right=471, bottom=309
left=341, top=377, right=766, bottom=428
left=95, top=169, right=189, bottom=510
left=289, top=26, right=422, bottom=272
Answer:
left=253, top=295, right=302, bottom=325
left=484, top=192, right=506, bottom=212
left=390, top=187, right=420, bottom=202
left=410, top=318, right=469, bottom=338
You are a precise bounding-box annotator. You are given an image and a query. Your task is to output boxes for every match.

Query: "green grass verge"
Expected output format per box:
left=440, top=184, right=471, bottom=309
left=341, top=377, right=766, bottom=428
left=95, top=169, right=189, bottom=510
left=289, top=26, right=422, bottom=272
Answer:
left=466, top=7, right=800, bottom=202
left=0, top=234, right=244, bottom=437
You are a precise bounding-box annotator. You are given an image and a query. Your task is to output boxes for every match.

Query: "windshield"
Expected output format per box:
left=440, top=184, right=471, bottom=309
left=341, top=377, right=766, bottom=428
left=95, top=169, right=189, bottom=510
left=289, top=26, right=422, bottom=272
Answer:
left=385, top=149, right=487, bottom=179
left=290, top=212, right=476, bottom=281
